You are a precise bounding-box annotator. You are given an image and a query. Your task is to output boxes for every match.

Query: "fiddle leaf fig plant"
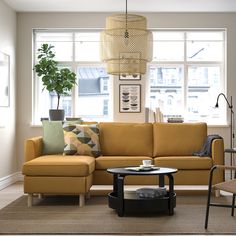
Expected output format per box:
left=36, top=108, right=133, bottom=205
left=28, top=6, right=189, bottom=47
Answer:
left=34, top=44, right=77, bottom=110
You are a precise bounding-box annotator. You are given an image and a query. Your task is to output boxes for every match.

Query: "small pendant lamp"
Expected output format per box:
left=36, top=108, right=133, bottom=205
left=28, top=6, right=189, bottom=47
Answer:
left=100, top=0, right=153, bottom=77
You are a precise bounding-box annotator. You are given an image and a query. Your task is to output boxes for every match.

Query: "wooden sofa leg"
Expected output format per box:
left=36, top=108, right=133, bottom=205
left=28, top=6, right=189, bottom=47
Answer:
left=28, top=194, right=33, bottom=207
left=79, top=194, right=85, bottom=207
left=215, top=189, right=220, bottom=197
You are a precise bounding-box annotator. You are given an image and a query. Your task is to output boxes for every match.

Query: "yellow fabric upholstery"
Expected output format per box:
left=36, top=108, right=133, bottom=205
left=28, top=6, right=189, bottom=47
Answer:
left=154, top=156, right=213, bottom=169
left=153, top=122, right=207, bottom=156
left=99, top=122, right=153, bottom=156
left=211, top=139, right=224, bottom=165
left=24, top=175, right=93, bottom=194
left=22, top=155, right=95, bottom=177
left=95, top=156, right=153, bottom=170
left=24, top=137, right=43, bottom=162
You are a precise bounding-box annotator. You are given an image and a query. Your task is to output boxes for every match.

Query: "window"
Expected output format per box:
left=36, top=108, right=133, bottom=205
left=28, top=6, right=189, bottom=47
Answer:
left=149, top=30, right=226, bottom=124
left=33, top=30, right=111, bottom=124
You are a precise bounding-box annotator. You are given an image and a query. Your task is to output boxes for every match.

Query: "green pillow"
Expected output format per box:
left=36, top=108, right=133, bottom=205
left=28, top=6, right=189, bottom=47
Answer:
left=42, top=120, right=65, bottom=155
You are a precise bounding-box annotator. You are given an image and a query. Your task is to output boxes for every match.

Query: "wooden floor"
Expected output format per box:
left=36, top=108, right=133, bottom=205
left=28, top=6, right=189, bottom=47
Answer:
left=0, top=181, right=229, bottom=236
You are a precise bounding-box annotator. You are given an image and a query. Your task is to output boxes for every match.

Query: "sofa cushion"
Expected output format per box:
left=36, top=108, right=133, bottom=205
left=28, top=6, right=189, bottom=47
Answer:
left=99, top=122, right=153, bottom=156
left=153, top=122, right=207, bottom=156
left=95, top=156, right=153, bottom=170
left=42, top=120, right=65, bottom=155
left=154, top=156, right=213, bottom=169
left=63, top=124, right=101, bottom=157
left=22, top=155, right=95, bottom=177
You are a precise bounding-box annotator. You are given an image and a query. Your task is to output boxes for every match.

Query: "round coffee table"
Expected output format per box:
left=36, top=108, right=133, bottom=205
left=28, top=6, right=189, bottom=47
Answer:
left=107, top=167, right=178, bottom=217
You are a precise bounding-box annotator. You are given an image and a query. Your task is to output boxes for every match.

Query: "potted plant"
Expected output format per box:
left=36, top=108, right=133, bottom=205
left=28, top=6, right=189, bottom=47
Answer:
left=34, top=44, right=77, bottom=121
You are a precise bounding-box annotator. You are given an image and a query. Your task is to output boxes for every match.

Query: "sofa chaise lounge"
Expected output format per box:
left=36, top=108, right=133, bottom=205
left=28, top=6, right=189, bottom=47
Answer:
left=22, top=122, right=224, bottom=207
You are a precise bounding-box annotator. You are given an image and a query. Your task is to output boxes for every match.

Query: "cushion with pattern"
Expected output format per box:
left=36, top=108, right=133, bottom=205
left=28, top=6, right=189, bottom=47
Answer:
left=63, top=123, right=101, bottom=157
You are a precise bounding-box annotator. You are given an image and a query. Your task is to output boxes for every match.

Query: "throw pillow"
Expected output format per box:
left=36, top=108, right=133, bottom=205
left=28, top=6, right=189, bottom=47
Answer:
left=42, top=120, right=65, bottom=155
left=63, top=123, right=101, bottom=157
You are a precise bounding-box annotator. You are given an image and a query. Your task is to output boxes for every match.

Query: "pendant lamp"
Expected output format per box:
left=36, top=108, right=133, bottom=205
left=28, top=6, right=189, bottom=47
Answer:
left=100, top=0, right=153, bottom=76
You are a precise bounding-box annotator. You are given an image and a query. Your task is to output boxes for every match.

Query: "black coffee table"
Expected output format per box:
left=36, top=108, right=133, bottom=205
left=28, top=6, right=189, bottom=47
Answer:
left=107, top=167, right=178, bottom=217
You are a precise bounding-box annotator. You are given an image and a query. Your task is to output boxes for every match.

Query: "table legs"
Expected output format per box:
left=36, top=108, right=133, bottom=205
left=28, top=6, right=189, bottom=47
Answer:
left=159, top=174, right=175, bottom=215
left=113, top=174, right=125, bottom=217
left=168, top=174, right=175, bottom=215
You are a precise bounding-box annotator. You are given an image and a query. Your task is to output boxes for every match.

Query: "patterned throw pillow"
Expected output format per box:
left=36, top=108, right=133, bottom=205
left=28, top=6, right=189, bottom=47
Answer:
left=63, top=123, right=101, bottom=157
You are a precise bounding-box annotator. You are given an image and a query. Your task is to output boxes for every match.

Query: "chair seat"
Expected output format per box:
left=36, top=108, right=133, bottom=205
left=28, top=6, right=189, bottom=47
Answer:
left=214, top=179, right=236, bottom=194
left=22, top=155, right=95, bottom=177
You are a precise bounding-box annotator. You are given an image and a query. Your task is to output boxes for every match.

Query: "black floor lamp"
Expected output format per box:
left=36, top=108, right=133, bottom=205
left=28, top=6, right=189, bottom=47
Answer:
left=215, top=93, right=235, bottom=178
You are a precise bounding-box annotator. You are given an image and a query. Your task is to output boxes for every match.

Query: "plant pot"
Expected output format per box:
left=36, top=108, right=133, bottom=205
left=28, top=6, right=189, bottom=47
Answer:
left=49, top=109, right=65, bottom=121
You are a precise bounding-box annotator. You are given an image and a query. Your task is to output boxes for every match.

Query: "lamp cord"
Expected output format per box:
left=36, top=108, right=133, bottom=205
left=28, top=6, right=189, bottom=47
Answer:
left=124, top=0, right=129, bottom=39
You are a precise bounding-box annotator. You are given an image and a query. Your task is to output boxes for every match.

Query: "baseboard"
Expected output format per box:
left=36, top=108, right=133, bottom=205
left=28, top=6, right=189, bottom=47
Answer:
left=0, top=172, right=23, bottom=191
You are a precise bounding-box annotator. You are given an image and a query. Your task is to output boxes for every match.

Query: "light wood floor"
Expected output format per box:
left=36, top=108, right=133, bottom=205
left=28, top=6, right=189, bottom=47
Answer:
left=0, top=182, right=229, bottom=236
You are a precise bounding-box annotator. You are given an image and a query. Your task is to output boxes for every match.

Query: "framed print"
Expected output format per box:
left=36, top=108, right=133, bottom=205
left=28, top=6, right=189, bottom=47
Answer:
left=119, top=74, right=141, bottom=81
left=119, top=84, right=141, bottom=113
left=0, top=52, right=10, bottom=107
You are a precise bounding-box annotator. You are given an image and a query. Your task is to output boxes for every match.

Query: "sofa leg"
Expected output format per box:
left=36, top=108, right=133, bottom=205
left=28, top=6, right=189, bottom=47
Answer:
left=215, top=189, right=220, bottom=197
left=79, top=194, right=85, bottom=207
left=28, top=194, right=33, bottom=207
left=38, top=193, right=43, bottom=199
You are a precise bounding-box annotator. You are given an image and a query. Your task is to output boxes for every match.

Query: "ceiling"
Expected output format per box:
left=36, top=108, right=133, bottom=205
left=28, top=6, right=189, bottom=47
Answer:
left=3, top=0, right=236, bottom=12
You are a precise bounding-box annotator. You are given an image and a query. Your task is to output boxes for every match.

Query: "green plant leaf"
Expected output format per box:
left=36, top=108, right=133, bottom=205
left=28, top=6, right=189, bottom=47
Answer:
left=33, top=43, right=77, bottom=109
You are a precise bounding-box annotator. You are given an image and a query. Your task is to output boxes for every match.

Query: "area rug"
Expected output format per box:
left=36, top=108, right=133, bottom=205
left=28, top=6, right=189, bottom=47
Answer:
left=0, top=194, right=235, bottom=235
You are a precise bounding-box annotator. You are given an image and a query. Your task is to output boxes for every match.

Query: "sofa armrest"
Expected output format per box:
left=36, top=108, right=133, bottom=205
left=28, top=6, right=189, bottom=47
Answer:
left=211, top=138, right=224, bottom=183
left=24, top=136, right=43, bottom=162
left=211, top=138, right=224, bottom=165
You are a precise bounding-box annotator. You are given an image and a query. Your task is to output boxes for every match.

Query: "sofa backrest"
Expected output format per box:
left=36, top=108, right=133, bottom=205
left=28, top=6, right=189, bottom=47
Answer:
left=99, top=122, right=153, bottom=156
left=153, top=122, right=207, bottom=157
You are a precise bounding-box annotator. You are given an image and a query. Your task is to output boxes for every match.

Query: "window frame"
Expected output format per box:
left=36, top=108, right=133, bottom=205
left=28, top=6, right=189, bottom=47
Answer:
left=149, top=29, right=227, bottom=125
left=32, top=29, right=111, bottom=124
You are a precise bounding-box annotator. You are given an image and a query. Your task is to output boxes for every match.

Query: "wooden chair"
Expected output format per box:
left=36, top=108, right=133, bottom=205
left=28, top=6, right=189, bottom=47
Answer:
left=205, top=165, right=236, bottom=229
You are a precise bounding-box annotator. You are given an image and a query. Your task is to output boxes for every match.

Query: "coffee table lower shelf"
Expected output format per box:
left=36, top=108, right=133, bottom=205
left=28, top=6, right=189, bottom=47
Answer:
left=108, top=191, right=176, bottom=216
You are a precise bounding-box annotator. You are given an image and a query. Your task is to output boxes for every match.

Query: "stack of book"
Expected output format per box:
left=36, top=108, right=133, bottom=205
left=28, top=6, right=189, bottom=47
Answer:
left=136, top=187, right=167, bottom=198
left=167, top=117, right=184, bottom=123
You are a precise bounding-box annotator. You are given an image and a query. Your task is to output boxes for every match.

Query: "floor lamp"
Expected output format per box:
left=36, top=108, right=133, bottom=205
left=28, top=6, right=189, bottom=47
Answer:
left=215, top=93, right=235, bottom=178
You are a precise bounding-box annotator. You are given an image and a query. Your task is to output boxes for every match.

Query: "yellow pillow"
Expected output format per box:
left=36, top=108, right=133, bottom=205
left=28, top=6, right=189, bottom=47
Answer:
left=63, top=123, right=101, bottom=157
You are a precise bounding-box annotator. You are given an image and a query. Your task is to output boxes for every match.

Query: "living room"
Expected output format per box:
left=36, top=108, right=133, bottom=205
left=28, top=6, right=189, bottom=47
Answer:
left=0, top=0, right=236, bottom=234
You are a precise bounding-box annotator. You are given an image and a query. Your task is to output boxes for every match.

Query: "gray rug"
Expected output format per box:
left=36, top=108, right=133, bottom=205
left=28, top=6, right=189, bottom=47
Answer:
left=0, top=194, right=235, bottom=234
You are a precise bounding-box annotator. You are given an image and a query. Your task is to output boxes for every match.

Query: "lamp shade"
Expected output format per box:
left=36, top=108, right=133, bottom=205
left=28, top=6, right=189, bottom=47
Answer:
left=100, top=14, right=153, bottom=76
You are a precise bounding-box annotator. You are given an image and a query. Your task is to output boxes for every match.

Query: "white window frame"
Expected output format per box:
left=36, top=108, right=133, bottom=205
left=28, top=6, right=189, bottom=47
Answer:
left=149, top=29, right=226, bottom=125
left=32, top=29, right=111, bottom=124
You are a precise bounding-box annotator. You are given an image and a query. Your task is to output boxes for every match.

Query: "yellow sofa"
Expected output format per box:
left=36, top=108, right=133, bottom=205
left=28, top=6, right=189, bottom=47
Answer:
left=22, top=122, right=224, bottom=207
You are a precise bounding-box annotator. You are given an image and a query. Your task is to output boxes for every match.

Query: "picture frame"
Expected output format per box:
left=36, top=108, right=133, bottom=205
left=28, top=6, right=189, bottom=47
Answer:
left=119, top=84, right=141, bottom=113
left=0, top=51, right=10, bottom=107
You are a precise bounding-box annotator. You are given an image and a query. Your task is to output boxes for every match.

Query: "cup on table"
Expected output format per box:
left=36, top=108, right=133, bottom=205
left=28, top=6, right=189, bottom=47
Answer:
left=142, top=160, right=152, bottom=166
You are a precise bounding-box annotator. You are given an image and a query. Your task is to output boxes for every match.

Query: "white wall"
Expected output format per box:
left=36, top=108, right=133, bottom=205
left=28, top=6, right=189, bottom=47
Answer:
left=16, top=12, right=236, bottom=173
left=0, top=1, right=17, bottom=183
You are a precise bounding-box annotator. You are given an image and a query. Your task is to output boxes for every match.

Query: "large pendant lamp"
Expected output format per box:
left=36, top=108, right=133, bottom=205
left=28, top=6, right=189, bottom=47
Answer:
left=100, top=0, right=153, bottom=76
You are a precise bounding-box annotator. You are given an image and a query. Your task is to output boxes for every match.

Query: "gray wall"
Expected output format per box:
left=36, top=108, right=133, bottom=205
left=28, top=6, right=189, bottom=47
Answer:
left=16, top=12, right=236, bottom=175
left=0, top=1, right=17, bottom=182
